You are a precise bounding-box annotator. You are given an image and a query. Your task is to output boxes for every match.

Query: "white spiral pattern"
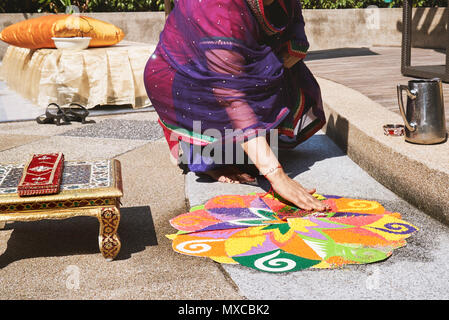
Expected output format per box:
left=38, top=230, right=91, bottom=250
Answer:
left=254, top=250, right=297, bottom=272
left=175, top=239, right=223, bottom=254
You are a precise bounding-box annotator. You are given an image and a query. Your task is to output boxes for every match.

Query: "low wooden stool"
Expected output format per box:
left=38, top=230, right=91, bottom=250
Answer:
left=0, top=159, right=123, bottom=261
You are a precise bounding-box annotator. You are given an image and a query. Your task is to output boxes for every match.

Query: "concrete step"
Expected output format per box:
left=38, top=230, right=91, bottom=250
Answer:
left=319, top=77, right=449, bottom=226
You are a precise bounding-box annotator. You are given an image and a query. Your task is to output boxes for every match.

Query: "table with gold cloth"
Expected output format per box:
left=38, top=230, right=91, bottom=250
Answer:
left=0, top=159, right=123, bottom=260
left=0, top=41, right=156, bottom=109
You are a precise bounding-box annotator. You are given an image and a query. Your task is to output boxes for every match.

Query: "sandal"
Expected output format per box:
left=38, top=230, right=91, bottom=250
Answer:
left=36, top=103, right=71, bottom=126
left=63, top=103, right=95, bottom=124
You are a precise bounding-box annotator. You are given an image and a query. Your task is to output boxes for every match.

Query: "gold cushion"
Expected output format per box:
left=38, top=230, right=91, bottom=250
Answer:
left=0, top=14, right=125, bottom=49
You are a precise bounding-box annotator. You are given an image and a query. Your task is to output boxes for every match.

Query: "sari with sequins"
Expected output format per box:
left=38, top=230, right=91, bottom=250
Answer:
left=144, top=0, right=325, bottom=172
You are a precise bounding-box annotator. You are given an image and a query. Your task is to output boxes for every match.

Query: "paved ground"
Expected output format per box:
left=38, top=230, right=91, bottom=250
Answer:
left=8, top=111, right=448, bottom=300
left=186, top=132, right=449, bottom=299
left=0, top=112, right=242, bottom=300
left=1, top=46, right=448, bottom=300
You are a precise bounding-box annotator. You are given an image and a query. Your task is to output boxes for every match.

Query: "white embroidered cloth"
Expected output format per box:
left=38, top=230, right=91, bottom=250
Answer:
left=0, top=41, right=155, bottom=109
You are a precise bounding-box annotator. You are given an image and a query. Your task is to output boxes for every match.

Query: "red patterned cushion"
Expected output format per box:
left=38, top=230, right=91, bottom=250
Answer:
left=18, top=153, right=64, bottom=197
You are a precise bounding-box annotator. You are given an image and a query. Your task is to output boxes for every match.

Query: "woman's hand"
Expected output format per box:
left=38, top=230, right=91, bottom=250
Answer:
left=241, top=136, right=329, bottom=212
left=266, top=167, right=329, bottom=211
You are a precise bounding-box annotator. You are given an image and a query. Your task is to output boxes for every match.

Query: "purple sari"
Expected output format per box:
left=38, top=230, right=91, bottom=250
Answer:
left=144, top=0, right=325, bottom=172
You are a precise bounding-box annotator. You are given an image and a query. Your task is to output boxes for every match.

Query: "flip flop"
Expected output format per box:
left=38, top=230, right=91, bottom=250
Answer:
left=36, top=103, right=71, bottom=126
left=63, top=103, right=95, bottom=124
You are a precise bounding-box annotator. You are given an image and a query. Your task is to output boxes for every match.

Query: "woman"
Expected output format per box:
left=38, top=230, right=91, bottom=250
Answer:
left=144, top=0, right=328, bottom=211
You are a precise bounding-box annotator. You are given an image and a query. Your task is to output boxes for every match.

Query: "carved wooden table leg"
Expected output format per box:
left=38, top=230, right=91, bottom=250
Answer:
left=97, top=207, right=121, bottom=261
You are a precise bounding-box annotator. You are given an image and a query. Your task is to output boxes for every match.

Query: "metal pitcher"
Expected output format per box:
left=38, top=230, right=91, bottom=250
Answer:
left=397, top=78, right=447, bottom=144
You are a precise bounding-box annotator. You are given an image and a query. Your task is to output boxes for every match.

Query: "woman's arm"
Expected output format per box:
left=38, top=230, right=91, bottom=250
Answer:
left=205, top=48, right=325, bottom=210
left=241, top=135, right=329, bottom=211
left=271, top=0, right=309, bottom=68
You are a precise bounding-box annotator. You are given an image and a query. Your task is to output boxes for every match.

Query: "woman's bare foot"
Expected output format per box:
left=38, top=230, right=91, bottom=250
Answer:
left=204, top=165, right=256, bottom=184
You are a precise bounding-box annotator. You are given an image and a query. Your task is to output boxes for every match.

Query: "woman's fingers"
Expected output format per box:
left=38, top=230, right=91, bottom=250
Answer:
left=293, top=183, right=330, bottom=211
left=291, top=187, right=328, bottom=212
left=306, top=188, right=316, bottom=195
left=280, top=187, right=329, bottom=212
left=288, top=182, right=324, bottom=210
left=300, top=196, right=322, bottom=211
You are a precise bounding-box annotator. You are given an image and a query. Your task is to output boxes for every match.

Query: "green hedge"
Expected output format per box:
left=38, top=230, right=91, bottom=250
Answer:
left=0, top=0, right=446, bottom=13
left=302, top=0, right=446, bottom=8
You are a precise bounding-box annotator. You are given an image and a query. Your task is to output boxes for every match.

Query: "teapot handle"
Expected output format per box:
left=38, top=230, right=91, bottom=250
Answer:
left=397, top=84, right=417, bottom=132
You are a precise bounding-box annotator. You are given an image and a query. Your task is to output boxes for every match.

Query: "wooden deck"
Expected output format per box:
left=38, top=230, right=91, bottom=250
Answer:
left=305, top=46, right=449, bottom=131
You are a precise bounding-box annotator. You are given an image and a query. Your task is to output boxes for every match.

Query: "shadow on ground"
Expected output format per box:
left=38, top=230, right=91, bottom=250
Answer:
left=305, top=47, right=379, bottom=61
left=0, top=206, right=157, bottom=268
left=192, top=134, right=346, bottom=193
left=396, top=7, right=448, bottom=50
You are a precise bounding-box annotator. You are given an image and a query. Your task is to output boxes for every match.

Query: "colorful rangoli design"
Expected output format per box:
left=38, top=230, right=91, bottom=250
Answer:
left=166, top=193, right=418, bottom=273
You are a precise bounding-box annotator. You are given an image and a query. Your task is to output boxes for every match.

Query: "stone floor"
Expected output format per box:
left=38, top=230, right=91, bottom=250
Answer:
left=186, top=132, right=449, bottom=299
left=0, top=46, right=448, bottom=300
left=0, top=112, right=242, bottom=300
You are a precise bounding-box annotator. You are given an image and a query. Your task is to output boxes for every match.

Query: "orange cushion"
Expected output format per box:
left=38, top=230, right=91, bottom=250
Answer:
left=0, top=14, right=125, bottom=49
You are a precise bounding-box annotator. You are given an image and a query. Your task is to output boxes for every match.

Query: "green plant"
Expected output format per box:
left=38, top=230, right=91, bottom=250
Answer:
left=300, top=0, right=447, bottom=9
left=1, top=0, right=171, bottom=13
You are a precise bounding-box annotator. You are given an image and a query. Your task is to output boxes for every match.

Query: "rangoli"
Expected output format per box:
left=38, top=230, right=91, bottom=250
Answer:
left=166, top=193, right=418, bottom=273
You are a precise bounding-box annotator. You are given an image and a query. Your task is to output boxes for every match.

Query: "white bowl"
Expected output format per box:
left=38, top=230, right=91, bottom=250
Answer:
left=52, top=37, right=92, bottom=50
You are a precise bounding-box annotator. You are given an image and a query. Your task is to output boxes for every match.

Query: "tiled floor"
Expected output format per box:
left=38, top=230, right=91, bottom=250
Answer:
left=59, top=119, right=163, bottom=141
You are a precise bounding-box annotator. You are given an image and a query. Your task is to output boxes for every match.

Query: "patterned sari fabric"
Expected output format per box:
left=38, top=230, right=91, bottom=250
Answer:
left=144, top=0, right=325, bottom=171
